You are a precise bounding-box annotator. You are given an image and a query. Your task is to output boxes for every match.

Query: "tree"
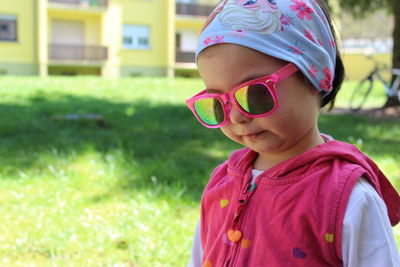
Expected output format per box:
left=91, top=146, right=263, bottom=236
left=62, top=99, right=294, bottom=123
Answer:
left=333, top=0, right=400, bottom=107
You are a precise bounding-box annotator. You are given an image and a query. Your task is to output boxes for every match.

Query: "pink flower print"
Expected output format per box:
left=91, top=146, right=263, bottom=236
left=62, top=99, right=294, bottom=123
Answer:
left=204, top=36, right=213, bottom=46
left=232, top=30, right=245, bottom=38
left=288, top=41, right=305, bottom=56
left=308, top=64, right=318, bottom=78
left=304, top=29, right=315, bottom=43
left=323, top=67, right=332, bottom=79
left=280, top=13, right=295, bottom=31
left=203, top=35, right=225, bottom=46
left=317, top=39, right=323, bottom=46
left=320, top=79, right=332, bottom=91
left=290, top=0, right=314, bottom=20
left=330, top=40, right=336, bottom=47
left=214, top=35, right=225, bottom=43
left=319, top=67, right=332, bottom=91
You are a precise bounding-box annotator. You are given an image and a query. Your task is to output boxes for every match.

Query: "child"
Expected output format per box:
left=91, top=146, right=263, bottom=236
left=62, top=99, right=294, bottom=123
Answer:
left=185, top=0, right=400, bottom=266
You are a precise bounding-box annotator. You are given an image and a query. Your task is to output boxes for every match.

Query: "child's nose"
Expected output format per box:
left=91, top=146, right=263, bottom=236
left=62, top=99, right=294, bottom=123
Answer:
left=229, top=105, right=251, bottom=125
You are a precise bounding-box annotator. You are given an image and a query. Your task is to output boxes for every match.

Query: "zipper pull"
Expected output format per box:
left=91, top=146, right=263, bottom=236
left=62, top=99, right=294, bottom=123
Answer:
left=242, top=183, right=251, bottom=194
left=233, top=204, right=244, bottom=223
left=249, top=183, right=256, bottom=192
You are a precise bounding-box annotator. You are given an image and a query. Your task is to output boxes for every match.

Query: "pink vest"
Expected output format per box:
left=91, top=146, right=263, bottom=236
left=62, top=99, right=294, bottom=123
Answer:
left=200, top=140, right=400, bottom=266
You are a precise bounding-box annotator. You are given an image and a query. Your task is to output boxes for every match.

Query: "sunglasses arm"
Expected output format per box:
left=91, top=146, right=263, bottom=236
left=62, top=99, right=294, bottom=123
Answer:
left=274, top=63, right=299, bottom=82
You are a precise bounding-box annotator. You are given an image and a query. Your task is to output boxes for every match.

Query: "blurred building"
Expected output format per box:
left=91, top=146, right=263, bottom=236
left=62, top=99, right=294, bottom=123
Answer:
left=0, top=0, right=218, bottom=77
left=338, top=10, right=394, bottom=81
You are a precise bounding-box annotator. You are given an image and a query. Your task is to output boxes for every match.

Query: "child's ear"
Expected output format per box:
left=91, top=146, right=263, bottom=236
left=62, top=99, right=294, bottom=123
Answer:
left=300, top=74, right=323, bottom=106
left=299, top=73, right=319, bottom=95
left=310, top=87, right=320, bottom=95
left=311, top=87, right=323, bottom=107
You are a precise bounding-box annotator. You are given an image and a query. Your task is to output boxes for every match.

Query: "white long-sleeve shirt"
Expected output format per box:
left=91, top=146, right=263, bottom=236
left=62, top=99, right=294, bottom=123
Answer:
left=188, top=175, right=400, bottom=267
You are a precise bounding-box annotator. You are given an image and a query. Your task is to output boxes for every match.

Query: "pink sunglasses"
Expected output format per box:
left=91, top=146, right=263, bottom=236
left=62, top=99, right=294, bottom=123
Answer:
left=185, top=63, right=299, bottom=128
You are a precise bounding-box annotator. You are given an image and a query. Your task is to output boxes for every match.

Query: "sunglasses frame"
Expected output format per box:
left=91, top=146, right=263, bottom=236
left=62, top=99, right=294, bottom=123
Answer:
left=185, top=63, right=299, bottom=128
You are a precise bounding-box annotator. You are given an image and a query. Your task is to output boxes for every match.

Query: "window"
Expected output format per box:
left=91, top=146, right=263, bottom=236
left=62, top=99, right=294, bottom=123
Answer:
left=0, top=15, right=17, bottom=41
left=175, top=33, right=181, bottom=50
left=122, top=25, right=150, bottom=50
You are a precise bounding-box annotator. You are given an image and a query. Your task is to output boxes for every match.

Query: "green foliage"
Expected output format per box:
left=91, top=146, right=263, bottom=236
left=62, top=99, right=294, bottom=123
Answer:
left=175, top=68, right=201, bottom=78
left=332, top=0, right=392, bottom=17
left=0, top=76, right=398, bottom=265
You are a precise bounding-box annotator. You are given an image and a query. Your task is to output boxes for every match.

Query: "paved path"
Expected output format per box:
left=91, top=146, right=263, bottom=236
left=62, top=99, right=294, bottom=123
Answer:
left=322, top=107, right=400, bottom=121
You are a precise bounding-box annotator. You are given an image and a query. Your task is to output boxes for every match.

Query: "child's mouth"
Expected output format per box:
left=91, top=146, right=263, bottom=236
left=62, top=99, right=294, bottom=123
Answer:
left=243, top=131, right=265, bottom=140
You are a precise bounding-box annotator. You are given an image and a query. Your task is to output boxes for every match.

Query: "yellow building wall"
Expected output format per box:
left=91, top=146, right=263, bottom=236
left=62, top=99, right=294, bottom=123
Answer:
left=0, top=0, right=36, bottom=74
left=176, top=18, right=204, bottom=32
left=4, top=0, right=387, bottom=79
left=116, top=0, right=169, bottom=69
left=342, top=53, right=392, bottom=81
left=175, top=0, right=218, bottom=31
left=101, top=2, right=121, bottom=77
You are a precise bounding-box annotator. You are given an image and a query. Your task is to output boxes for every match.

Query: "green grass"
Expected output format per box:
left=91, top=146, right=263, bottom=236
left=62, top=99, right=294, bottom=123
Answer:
left=0, top=76, right=398, bottom=266
left=334, top=80, right=389, bottom=109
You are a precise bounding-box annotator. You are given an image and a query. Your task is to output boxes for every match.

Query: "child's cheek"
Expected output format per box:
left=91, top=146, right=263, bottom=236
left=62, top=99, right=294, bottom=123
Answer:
left=220, top=127, right=244, bottom=145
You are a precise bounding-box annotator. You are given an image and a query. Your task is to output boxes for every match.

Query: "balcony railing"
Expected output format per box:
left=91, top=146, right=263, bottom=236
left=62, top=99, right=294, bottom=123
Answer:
left=49, top=0, right=108, bottom=8
left=176, top=3, right=215, bottom=17
left=176, top=50, right=195, bottom=63
left=49, top=44, right=108, bottom=62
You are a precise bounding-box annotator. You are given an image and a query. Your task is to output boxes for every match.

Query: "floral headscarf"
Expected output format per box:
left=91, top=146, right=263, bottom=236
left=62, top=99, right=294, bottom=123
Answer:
left=196, top=0, right=337, bottom=96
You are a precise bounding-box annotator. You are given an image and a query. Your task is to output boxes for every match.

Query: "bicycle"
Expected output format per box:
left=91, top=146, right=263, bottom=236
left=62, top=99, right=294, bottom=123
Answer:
left=348, top=55, right=400, bottom=111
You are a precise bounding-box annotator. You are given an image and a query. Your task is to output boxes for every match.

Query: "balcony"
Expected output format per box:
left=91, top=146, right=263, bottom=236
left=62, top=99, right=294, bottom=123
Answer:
left=176, top=50, right=195, bottom=63
left=49, top=44, right=108, bottom=62
left=48, top=0, right=108, bottom=9
left=176, top=3, right=215, bottom=17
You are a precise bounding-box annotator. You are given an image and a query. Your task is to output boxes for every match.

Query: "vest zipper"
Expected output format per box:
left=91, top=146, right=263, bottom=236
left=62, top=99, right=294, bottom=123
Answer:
left=224, top=175, right=259, bottom=266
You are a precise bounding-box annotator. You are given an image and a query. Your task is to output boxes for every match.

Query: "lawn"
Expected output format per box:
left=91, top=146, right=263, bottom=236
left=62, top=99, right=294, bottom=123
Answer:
left=0, top=76, right=398, bottom=266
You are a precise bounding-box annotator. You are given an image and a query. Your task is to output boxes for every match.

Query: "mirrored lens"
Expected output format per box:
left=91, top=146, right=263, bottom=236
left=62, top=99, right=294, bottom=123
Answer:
left=193, top=98, right=225, bottom=126
left=234, top=84, right=275, bottom=115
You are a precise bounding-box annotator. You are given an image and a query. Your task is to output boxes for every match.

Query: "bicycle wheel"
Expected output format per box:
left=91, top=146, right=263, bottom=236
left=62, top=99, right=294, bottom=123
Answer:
left=349, top=77, right=373, bottom=111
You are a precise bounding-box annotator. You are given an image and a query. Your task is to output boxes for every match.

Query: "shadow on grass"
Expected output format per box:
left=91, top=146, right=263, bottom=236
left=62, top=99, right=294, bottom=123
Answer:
left=0, top=94, right=239, bottom=202
left=319, top=113, right=400, bottom=189
left=0, top=94, right=399, bottom=201
left=318, top=113, right=400, bottom=156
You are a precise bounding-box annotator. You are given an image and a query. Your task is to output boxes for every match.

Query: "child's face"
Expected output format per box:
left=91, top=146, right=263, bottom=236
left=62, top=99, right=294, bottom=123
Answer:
left=197, top=43, right=322, bottom=159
